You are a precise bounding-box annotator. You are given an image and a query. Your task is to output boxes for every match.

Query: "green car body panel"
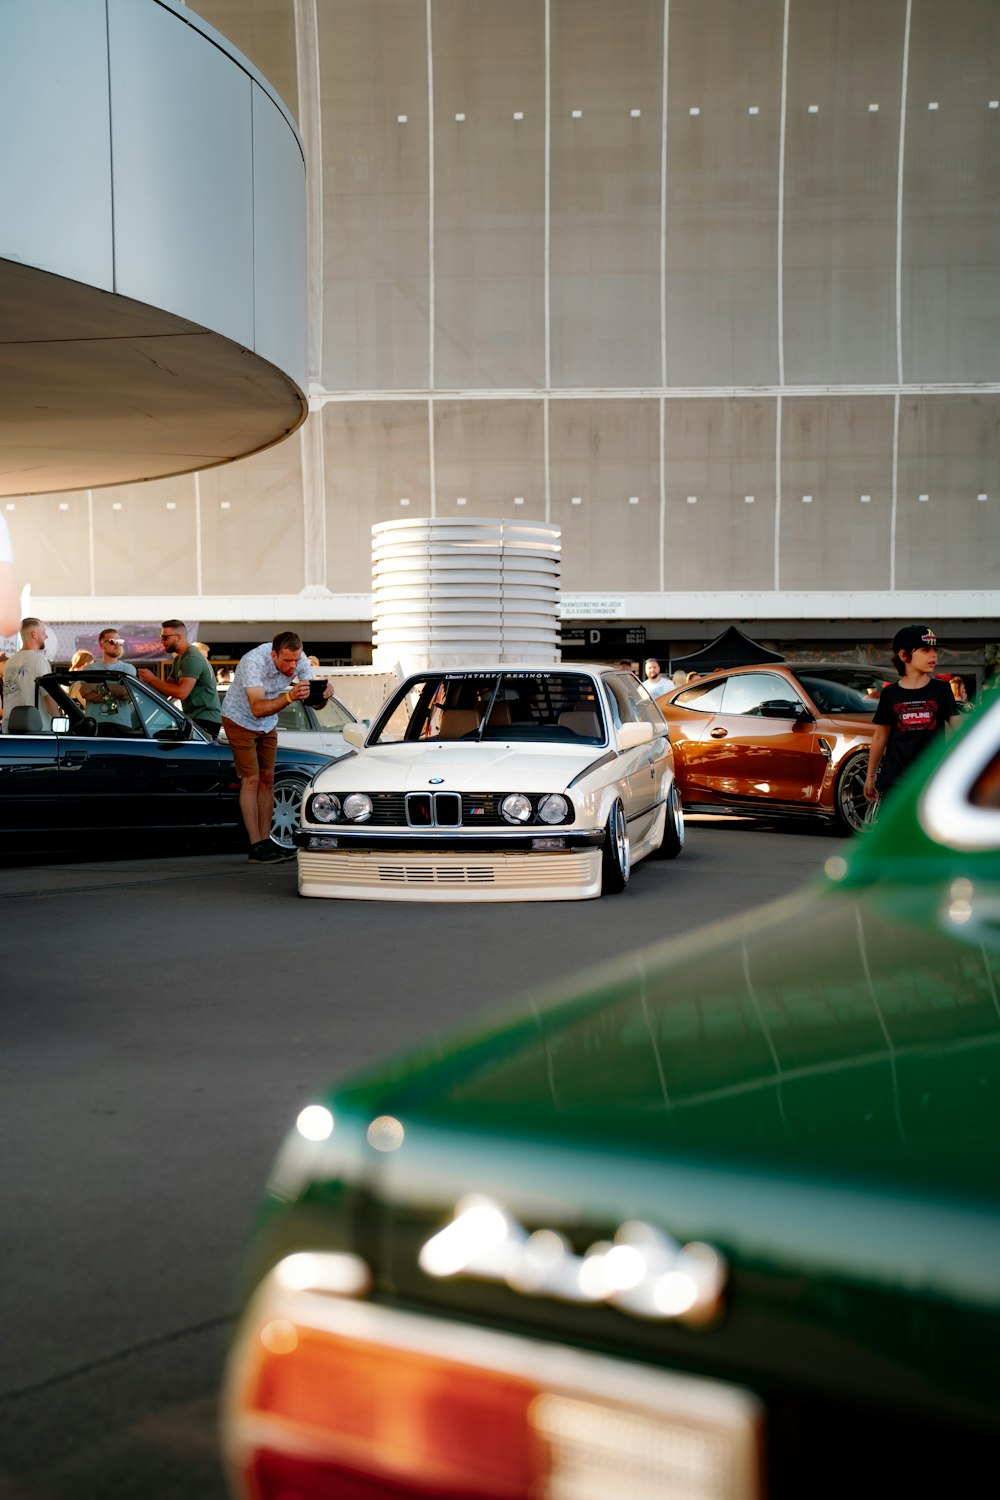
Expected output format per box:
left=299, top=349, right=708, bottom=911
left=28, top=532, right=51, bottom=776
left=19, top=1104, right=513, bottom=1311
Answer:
left=232, top=696, right=1000, bottom=1490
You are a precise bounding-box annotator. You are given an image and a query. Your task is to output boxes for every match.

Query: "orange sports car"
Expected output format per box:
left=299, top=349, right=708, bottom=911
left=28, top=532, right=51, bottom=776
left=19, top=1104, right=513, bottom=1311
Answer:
left=659, top=664, right=879, bottom=833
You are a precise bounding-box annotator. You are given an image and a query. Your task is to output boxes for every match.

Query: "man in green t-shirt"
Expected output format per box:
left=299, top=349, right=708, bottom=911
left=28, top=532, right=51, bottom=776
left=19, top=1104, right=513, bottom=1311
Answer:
left=137, top=619, right=223, bottom=738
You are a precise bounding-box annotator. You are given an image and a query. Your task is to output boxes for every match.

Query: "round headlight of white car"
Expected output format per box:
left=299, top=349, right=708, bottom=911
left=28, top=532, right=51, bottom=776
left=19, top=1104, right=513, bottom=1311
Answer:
left=343, top=793, right=373, bottom=822
left=537, top=794, right=569, bottom=824
left=312, top=793, right=342, bottom=823
left=501, top=793, right=533, bottom=824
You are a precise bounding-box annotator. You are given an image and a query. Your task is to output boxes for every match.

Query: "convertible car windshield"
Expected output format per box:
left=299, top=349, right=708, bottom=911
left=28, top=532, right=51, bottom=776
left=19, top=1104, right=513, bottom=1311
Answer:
left=369, top=671, right=607, bottom=746
left=38, top=670, right=191, bottom=738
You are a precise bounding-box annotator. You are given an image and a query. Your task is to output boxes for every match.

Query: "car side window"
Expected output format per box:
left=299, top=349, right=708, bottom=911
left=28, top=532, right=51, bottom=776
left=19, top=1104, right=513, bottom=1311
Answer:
left=620, top=674, right=668, bottom=730
left=971, top=747, right=1000, bottom=808
left=719, top=673, right=801, bottom=717
left=602, top=675, right=637, bottom=728
left=673, top=679, right=726, bottom=713
left=130, top=681, right=183, bottom=738
left=83, top=678, right=141, bottom=736
left=920, top=700, right=1000, bottom=850
left=793, top=676, right=871, bottom=715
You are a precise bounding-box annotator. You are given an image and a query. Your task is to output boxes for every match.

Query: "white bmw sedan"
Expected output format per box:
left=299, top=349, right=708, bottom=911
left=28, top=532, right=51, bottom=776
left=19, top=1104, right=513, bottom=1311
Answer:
left=294, top=665, right=683, bottom=901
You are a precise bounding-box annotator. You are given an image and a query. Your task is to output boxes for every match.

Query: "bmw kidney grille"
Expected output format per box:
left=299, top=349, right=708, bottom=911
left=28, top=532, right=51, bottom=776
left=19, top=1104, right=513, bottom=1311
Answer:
left=406, top=791, right=462, bottom=827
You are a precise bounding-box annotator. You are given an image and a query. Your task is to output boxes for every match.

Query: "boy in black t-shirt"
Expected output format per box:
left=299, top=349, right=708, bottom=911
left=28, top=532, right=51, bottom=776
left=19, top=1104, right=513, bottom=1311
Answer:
left=864, top=626, right=960, bottom=803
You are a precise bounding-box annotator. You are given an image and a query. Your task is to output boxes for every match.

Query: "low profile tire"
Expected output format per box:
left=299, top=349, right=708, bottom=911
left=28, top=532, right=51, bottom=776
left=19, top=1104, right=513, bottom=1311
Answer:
left=271, top=774, right=309, bottom=850
left=601, top=798, right=631, bottom=894
left=653, top=780, right=685, bottom=859
left=834, top=751, right=870, bottom=836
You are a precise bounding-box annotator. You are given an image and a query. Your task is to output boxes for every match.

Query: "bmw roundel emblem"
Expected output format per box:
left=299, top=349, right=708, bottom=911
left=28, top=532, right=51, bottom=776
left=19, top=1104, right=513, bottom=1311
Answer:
left=429, top=777, right=445, bottom=784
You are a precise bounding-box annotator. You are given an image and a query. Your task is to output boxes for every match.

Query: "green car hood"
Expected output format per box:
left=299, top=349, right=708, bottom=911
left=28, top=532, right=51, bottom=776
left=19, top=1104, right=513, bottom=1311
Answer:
left=324, top=877, right=1000, bottom=1197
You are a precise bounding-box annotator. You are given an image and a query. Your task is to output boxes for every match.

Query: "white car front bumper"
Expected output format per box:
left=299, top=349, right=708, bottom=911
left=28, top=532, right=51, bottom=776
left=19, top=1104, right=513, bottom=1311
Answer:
left=296, top=847, right=602, bottom=901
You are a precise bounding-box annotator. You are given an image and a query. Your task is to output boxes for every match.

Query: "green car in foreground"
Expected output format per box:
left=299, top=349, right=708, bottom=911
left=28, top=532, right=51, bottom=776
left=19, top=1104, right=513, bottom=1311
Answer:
left=223, top=696, right=1000, bottom=1500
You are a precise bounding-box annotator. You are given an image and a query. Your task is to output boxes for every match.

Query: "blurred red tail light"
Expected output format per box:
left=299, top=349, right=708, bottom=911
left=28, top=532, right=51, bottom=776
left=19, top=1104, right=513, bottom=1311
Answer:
left=223, top=1254, right=762, bottom=1500
left=247, top=1327, right=541, bottom=1497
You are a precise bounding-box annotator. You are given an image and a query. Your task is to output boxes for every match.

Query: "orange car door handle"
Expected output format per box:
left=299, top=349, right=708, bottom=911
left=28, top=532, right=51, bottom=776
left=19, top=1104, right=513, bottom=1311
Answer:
left=709, top=727, right=728, bottom=739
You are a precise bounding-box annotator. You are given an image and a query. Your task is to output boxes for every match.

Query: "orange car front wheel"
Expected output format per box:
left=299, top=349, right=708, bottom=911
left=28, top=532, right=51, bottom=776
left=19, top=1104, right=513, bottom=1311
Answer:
left=834, top=751, right=870, bottom=836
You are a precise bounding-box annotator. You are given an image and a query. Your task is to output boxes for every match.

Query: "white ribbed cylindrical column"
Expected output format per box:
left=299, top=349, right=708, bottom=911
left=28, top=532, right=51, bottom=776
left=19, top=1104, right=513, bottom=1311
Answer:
left=371, top=517, right=561, bottom=677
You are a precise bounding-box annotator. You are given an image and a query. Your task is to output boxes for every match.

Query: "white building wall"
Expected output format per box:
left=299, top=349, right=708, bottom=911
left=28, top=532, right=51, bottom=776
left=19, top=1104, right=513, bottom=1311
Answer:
left=16, top=0, right=1000, bottom=637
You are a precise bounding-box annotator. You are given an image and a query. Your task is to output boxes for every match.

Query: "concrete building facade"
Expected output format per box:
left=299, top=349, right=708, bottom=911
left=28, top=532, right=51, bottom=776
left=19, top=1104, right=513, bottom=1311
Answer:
left=9, top=0, right=1000, bottom=671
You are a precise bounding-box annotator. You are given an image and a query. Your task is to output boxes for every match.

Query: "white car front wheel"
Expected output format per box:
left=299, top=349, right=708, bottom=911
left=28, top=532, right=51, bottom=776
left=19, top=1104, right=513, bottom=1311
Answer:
left=601, top=799, right=631, bottom=894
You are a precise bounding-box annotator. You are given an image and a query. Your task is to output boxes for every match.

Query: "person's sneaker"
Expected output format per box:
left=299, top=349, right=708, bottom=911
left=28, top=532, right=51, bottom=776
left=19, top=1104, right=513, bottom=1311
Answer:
left=248, top=839, right=284, bottom=863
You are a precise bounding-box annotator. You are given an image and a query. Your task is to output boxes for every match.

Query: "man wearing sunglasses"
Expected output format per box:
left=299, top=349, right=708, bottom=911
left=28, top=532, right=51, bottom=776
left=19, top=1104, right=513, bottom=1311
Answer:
left=80, top=626, right=138, bottom=724
left=92, top=628, right=137, bottom=677
left=137, top=620, right=223, bottom=740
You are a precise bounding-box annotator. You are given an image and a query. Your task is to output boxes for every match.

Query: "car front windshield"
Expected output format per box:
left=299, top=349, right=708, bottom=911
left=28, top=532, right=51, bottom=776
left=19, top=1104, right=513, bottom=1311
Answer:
left=792, top=675, right=875, bottom=715
left=313, top=695, right=354, bottom=732
left=368, top=671, right=607, bottom=745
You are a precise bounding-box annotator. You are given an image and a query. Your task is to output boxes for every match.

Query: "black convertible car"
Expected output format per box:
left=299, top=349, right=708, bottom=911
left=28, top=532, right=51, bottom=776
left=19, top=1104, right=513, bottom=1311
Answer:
left=0, top=669, right=331, bottom=852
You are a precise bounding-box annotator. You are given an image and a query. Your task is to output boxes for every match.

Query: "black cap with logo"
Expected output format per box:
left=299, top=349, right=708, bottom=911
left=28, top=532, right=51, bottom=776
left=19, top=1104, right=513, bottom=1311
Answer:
left=892, top=625, right=938, bottom=654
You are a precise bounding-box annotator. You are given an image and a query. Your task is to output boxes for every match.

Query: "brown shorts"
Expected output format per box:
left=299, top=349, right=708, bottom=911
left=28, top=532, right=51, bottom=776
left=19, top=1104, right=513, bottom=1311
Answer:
left=223, top=717, right=278, bottom=780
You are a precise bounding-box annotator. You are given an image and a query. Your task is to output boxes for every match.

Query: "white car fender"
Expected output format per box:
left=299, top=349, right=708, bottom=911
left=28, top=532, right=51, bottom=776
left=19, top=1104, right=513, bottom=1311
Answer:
left=569, top=760, right=627, bottom=830
left=596, top=785, right=624, bottom=828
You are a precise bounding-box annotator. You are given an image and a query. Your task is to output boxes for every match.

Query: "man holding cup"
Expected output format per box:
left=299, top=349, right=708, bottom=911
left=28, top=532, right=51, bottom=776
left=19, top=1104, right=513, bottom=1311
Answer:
left=220, top=631, right=326, bottom=864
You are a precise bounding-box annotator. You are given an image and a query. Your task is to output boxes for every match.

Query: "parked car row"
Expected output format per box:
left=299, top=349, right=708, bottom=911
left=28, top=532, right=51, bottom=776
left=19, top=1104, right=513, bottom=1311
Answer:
left=223, top=690, right=1000, bottom=1500
left=0, top=660, right=886, bottom=866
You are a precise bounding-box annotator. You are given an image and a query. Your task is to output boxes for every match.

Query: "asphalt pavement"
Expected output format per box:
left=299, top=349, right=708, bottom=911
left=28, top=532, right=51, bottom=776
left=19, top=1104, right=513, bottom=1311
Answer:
left=0, top=816, right=837, bottom=1499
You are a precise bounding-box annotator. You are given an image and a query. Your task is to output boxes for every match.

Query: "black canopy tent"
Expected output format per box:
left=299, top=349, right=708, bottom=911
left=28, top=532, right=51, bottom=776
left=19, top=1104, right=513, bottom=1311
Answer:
left=670, top=626, right=785, bottom=674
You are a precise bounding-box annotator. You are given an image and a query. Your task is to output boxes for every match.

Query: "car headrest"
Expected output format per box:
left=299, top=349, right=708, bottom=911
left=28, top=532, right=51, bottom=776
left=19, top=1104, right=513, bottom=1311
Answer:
left=438, top=709, right=480, bottom=738
left=558, top=709, right=600, bottom=737
left=6, top=705, right=44, bottom=734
